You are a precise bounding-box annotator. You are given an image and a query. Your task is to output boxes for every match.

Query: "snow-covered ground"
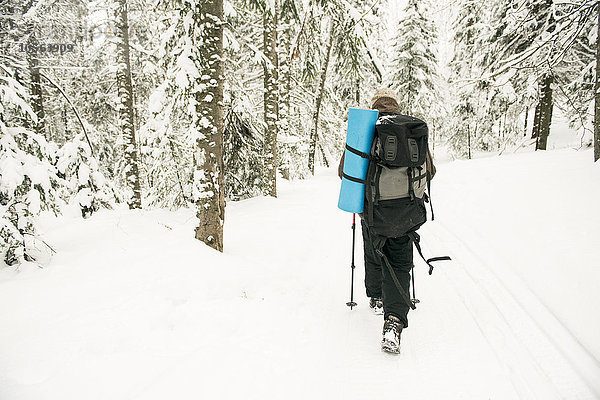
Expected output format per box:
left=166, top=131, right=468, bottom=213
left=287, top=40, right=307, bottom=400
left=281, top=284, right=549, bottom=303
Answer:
left=1, top=144, right=599, bottom=399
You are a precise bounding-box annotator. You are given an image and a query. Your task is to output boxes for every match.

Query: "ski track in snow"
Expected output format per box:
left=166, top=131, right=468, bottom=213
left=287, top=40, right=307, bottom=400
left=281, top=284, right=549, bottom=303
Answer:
left=424, top=222, right=599, bottom=399
left=0, top=150, right=599, bottom=400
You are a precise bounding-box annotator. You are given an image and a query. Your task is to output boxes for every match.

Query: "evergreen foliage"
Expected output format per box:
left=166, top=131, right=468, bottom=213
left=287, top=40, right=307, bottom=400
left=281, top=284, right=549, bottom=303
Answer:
left=223, top=105, right=263, bottom=201
left=391, top=0, right=438, bottom=119
left=2, top=0, right=600, bottom=265
left=0, top=63, right=60, bottom=266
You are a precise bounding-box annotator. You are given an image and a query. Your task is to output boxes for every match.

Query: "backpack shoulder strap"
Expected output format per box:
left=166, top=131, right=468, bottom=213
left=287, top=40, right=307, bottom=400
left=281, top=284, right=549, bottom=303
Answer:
left=427, top=173, right=434, bottom=220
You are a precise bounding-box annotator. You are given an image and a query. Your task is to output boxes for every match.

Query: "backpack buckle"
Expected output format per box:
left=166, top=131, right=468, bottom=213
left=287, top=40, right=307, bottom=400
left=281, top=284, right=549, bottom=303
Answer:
left=384, top=136, right=397, bottom=161
left=408, top=138, right=419, bottom=162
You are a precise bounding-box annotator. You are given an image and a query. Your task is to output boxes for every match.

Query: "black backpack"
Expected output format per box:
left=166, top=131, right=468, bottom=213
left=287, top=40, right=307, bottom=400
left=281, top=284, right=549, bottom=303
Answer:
left=363, top=113, right=430, bottom=238
left=356, top=113, right=450, bottom=310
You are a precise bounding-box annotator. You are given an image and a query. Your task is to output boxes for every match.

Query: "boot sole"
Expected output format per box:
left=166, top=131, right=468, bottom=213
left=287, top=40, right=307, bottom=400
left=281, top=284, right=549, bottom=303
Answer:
left=381, top=339, right=400, bottom=354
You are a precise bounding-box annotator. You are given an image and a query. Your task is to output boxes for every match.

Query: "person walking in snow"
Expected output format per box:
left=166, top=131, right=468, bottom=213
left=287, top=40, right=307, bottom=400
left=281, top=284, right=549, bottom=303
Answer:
left=338, top=88, right=436, bottom=353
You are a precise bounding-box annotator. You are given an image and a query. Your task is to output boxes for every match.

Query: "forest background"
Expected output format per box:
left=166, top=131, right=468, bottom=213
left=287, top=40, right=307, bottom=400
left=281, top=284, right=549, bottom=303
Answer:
left=1, top=0, right=599, bottom=266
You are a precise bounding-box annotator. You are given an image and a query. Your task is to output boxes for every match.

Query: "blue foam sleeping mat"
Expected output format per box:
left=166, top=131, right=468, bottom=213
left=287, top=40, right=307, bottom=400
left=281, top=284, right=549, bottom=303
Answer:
left=337, top=108, right=379, bottom=213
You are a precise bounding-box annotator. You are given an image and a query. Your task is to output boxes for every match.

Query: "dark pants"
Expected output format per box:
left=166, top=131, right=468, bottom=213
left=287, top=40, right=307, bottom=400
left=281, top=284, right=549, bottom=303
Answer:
left=361, top=220, right=414, bottom=328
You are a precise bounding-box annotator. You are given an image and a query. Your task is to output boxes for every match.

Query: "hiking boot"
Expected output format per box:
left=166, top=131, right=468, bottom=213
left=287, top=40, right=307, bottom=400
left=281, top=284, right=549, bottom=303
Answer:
left=381, top=315, right=403, bottom=354
left=369, top=297, right=384, bottom=315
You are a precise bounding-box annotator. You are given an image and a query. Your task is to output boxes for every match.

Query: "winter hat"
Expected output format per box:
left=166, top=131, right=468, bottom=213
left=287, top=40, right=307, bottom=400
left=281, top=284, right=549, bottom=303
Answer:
left=370, top=87, right=400, bottom=109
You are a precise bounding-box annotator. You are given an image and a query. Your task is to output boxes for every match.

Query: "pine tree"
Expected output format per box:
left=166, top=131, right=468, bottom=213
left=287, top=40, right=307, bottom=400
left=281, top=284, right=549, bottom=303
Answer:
left=223, top=104, right=263, bottom=200
left=391, top=0, right=438, bottom=119
left=449, top=0, right=490, bottom=158
left=221, top=2, right=267, bottom=197
left=55, top=133, right=119, bottom=217
left=0, top=62, right=61, bottom=266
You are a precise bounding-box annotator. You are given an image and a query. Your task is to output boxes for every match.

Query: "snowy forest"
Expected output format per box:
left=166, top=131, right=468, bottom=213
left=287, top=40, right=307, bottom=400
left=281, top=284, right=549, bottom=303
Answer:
left=2, top=1, right=600, bottom=398
left=1, top=0, right=599, bottom=264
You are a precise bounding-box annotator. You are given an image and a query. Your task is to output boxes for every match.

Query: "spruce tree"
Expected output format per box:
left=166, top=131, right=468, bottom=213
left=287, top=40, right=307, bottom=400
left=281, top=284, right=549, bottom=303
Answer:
left=0, top=62, right=61, bottom=266
left=449, top=0, right=490, bottom=158
left=391, top=0, right=438, bottom=119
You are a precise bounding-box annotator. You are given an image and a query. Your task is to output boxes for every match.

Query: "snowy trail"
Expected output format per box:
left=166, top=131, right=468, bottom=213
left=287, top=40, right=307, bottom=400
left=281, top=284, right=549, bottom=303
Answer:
left=425, top=221, right=599, bottom=399
left=221, top=170, right=523, bottom=399
left=1, top=150, right=599, bottom=399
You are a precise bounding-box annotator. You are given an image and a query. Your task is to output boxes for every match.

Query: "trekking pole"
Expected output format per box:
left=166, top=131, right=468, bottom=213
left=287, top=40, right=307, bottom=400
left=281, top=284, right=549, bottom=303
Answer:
left=346, top=213, right=358, bottom=309
left=411, top=267, right=420, bottom=306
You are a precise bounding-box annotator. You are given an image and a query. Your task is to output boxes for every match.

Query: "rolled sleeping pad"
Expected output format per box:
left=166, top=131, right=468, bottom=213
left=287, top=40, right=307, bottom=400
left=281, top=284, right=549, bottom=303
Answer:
left=338, top=108, right=379, bottom=213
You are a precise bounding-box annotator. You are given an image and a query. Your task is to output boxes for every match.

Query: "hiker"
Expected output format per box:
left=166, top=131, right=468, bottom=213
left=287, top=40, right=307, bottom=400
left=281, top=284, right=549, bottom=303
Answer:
left=338, top=88, right=436, bottom=354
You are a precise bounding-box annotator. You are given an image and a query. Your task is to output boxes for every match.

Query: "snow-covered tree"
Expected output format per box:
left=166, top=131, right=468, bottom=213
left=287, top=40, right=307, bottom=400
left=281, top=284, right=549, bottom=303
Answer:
left=390, top=0, right=438, bottom=119
left=262, top=0, right=279, bottom=197
left=307, top=0, right=383, bottom=174
left=142, top=0, right=226, bottom=249
left=0, top=63, right=61, bottom=266
left=482, top=0, right=599, bottom=152
left=113, top=0, right=142, bottom=208
left=192, top=0, right=226, bottom=251
left=221, top=2, right=269, bottom=195
left=448, top=0, right=492, bottom=158
left=223, top=103, right=263, bottom=200
left=55, top=134, right=119, bottom=218
left=308, top=19, right=334, bottom=175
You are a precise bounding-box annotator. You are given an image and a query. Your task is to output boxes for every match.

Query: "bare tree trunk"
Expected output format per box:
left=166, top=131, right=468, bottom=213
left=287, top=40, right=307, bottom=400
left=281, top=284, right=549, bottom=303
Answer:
left=595, top=4, right=600, bottom=162
left=498, top=111, right=503, bottom=139
left=364, top=42, right=383, bottom=84
left=28, top=60, right=45, bottom=136
left=263, top=0, right=279, bottom=197
left=280, top=21, right=293, bottom=122
left=194, top=0, right=225, bottom=252
left=114, top=0, right=142, bottom=208
left=532, top=100, right=541, bottom=139
left=308, top=23, right=334, bottom=175
left=432, top=122, right=436, bottom=156
left=536, top=74, right=553, bottom=151
left=25, top=21, right=45, bottom=137
left=318, top=143, right=329, bottom=167
left=279, top=21, right=292, bottom=181
left=503, top=105, right=508, bottom=141
left=467, top=124, right=472, bottom=160
left=524, top=106, right=529, bottom=137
